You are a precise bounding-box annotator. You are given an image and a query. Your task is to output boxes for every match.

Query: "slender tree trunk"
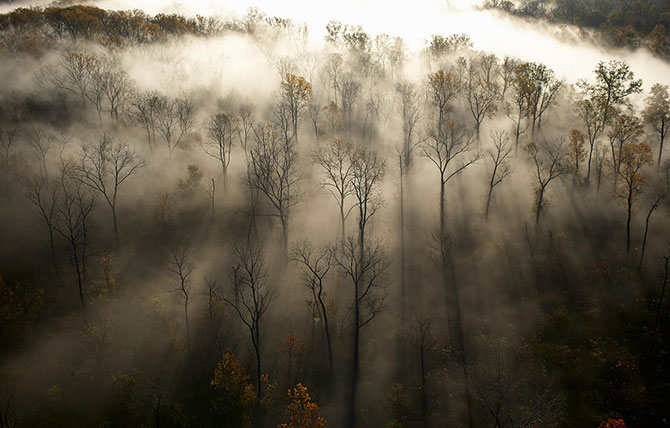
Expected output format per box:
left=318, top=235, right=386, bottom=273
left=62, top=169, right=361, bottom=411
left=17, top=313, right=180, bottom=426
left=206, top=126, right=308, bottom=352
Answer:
left=420, top=339, right=428, bottom=428
left=48, top=226, right=60, bottom=282
left=318, top=290, right=334, bottom=376
left=535, top=186, right=545, bottom=226
left=586, top=142, right=594, bottom=184
left=111, top=205, right=119, bottom=250
left=340, top=199, right=346, bottom=248
left=658, top=129, right=665, bottom=170
left=626, top=191, right=633, bottom=254
left=184, top=297, right=190, bottom=349
left=254, top=322, right=262, bottom=401
left=348, top=296, right=360, bottom=428
left=73, top=243, right=85, bottom=309
left=639, top=197, right=663, bottom=269
left=439, top=178, right=446, bottom=238
left=400, top=158, right=406, bottom=324
left=485, top=164, right=498, bottom=221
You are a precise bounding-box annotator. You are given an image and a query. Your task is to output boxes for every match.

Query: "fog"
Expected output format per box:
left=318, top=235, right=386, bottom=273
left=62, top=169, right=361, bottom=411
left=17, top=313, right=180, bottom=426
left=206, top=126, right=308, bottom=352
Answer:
left=1, top=1, right=669, bottom=427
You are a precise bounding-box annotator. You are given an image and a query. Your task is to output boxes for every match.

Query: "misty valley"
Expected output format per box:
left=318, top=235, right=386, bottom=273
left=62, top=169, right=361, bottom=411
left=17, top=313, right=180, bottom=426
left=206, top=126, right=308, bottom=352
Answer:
left=1, top=1, right=670, bottom=428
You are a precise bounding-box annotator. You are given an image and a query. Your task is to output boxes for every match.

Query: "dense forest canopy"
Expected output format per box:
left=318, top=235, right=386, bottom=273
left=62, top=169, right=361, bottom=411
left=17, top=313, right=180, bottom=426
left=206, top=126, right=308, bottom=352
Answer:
left=0, top=1, right=669, bottom=428
left=485, top=0, right=670, bottom=58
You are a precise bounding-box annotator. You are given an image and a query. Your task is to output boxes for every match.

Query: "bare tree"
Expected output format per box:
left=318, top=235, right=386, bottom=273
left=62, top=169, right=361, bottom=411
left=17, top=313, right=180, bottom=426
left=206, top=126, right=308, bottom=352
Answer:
left=351, top=147, right=386, bottom=254
left=247, top=123, right=302, bottom=255
left=222, top=242, right=273, bottom=400
left=422, top=119, right=480, bottom=237
left=396, top=82, right=421, bottom=169
left=340, top=76, right=360, bottom=137
left=203, top=112, right=237, bottom=190
left=307, top=102, right=322, bottom=143
left=336, top=236, right=388, bottom=428
left=500, top=56, right=518, bottom=102
left=74, top=134, right=145, bottom=249
left=103, top=63, right=130, bottom=121
left=156, top=96, right=194, bottom=157
left=237, top=103, right=255, bottom=162
left=54, top=161, right=96, bottom=309
left=41, top=51, right=98, bottom=107
left=290, top=241, right=335, bottom=375
left=28, top=128, right=55, bottom=179
left=484, top=131, right=513, bottom=220
left=25, top=176, right=61, bottom=281
left=167, top=245, right=195, bottom=349
left=129, top=90, right=162, bottom=152
left=0, top=123, right=19, bottom=160
left=525, top=139, right=570, bottom=225
left=639, top=195, right=664, bottom=269
left=314, top=139, right=356, bottom=245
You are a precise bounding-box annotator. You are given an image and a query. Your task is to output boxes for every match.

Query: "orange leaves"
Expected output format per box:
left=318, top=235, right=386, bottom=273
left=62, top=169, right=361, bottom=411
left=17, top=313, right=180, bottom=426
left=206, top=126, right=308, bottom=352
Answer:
left=278, top=383, right=326, bottom=428
left=211, top=353, right=256, bottom=428
left=599, top=417, right=628, bottom=428
left=282, top=73, right=312, bottom=103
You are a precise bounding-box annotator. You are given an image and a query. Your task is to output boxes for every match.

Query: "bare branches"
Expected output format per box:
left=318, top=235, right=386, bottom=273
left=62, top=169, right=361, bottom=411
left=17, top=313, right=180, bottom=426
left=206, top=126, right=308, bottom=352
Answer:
left=203, top=112, right=237, bottom=190
left=247, top=122, right=302, bottom=254
left=167, top=245, right=195, bottom=348
left=222, top=241, right=273, bottom=399
left=335, top=236, right=388, bottom=330
left=314, top=139, right=356, bottom=244
left=73, top=134, right=145, bottom=248
left=485, top=130, right=513, bottom=220
left=525, top=139, right=570, bottom=225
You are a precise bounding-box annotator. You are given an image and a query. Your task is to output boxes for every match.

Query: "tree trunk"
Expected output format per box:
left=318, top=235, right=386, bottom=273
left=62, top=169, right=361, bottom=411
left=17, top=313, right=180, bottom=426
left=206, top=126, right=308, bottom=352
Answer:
left=348, top=296, right=361, bottom=428
left=111, top=205, right=120, bottom=250
left=626, top=191, right=633, bottom=254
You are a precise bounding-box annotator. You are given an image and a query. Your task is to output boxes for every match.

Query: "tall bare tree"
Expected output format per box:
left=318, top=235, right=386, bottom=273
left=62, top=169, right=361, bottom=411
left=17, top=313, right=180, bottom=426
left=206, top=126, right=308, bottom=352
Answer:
left=290, top=242, right=335, bottom=375
left=525, top=139, right=570, bottom=225
left=222, top=242, right=273, bottom=400
left=351, top=147, right=385, bottom=254
left=203, top=112, right=237, bottom=190
left=73, top=134, right=145, bottom=249
left=54, top=161, right=96, bottom=309
left=336, top=236, right=388, bottom=428
left=314, top=139, right=356, bottom=245
left=247, top=123, right=302, bottom=255
left=396, top=82, right=421, bottom=169
left=167, top=245, right=195, bottom=349
left=484, top=131, right=513, bottom=220
left=422, top=119, right=479, bottom=237
left=26, top=176, right=61, bottom=281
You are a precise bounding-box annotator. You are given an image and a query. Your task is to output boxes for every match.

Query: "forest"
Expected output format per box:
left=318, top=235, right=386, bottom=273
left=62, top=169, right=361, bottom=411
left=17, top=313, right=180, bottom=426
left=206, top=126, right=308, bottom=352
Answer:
left=0, top=1, right=669, bottom=428
left=485, top=0, right=670, bottom=57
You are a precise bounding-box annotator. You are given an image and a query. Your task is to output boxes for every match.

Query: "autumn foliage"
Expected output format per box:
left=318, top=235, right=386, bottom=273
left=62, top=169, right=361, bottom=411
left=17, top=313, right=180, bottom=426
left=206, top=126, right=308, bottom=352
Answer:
left=599, top=417, right=628, bottom=428
left=278, top=383, right=326, bottom=428
left=210, top=352, right=256, bottom=428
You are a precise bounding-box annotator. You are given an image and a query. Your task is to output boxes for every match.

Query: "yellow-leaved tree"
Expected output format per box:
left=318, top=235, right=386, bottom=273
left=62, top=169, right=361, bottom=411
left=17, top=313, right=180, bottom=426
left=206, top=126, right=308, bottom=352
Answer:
left=277, top=383, right=326, bottom=428
left=210, top=352, right=256, bottom=428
